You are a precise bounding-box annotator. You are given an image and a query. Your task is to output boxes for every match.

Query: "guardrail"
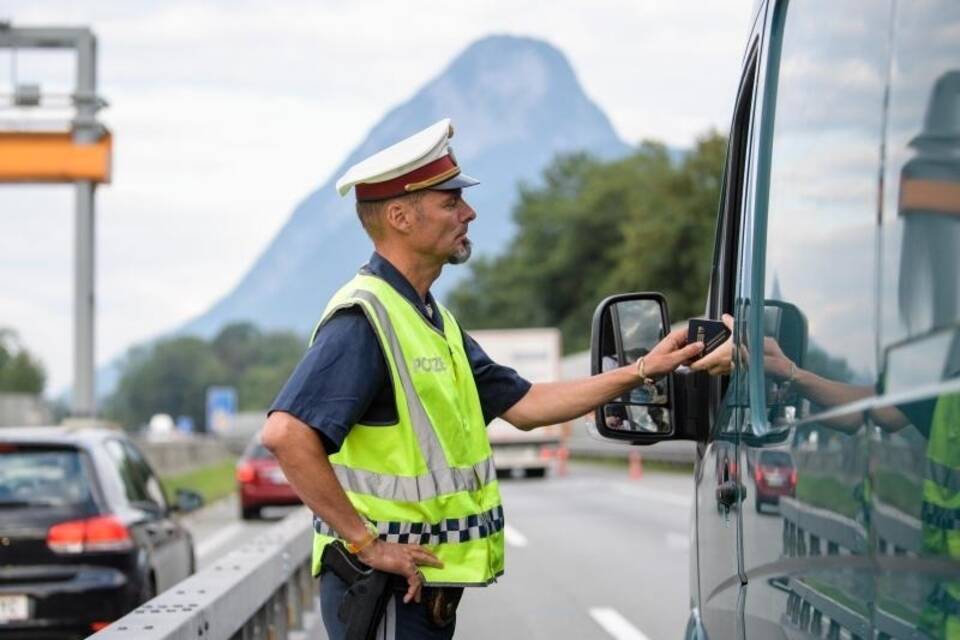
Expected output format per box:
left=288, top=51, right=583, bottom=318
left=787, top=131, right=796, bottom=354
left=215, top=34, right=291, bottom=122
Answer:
left=136, top=437, right=234, bottom=476
left=779, top=497, right=928, bottom=640
left=90, top=508, right=317, bottom=640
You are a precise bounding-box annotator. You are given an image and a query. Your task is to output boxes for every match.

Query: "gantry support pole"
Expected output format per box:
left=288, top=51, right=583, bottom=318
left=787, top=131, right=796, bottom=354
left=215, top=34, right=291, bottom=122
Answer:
left=0, top=25, right=107, bottom=417
left=72, top=29, right=98, bottom=418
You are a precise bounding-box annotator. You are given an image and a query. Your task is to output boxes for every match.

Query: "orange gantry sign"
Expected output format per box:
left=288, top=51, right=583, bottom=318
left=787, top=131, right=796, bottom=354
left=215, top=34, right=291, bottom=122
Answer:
left=0, top=131, right=112, bottom=183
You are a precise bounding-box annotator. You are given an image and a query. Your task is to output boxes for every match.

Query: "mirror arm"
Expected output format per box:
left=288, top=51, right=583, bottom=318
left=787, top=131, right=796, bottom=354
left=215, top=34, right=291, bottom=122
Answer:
left=672, top=368, right=710, bottom=441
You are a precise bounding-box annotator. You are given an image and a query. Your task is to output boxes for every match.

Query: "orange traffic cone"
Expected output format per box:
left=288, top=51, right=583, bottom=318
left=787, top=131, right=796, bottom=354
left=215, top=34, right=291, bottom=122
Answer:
left=628, top=450, right=643, bottom=480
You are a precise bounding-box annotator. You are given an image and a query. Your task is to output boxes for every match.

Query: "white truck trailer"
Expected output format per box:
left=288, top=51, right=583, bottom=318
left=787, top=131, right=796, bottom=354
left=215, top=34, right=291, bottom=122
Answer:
left=469, top=328, right=566, bottom=478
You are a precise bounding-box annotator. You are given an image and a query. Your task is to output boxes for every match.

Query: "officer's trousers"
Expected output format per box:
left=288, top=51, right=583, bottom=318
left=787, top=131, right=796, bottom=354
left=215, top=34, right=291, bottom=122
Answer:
left=319, top=572, right=457, bottom=640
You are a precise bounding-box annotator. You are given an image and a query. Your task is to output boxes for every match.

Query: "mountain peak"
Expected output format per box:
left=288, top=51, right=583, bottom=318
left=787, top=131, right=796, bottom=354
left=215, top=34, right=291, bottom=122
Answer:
left=180, top=35, right=628, bottom=339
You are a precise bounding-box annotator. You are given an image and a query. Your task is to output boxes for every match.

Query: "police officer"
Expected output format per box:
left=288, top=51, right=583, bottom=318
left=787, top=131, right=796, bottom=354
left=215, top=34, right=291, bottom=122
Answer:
left=261, top=118, right=705, bottom=639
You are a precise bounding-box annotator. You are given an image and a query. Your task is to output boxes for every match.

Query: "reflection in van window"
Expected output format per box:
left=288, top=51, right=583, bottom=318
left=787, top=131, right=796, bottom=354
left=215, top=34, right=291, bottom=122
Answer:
left=880, top=6, right=960, bottom=392
left=757, top=2, right=889, bottom=395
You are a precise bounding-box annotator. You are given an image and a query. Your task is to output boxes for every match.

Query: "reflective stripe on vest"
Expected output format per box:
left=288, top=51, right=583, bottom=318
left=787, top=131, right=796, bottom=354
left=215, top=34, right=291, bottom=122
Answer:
left=349, top=288, right=448, bottom=470
left=331, top=456, right=497, bottom=502
left=928, top=458, right=960, bottom=495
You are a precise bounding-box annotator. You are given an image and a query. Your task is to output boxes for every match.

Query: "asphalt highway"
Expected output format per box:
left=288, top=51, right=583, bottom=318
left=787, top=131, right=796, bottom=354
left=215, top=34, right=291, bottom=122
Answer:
left=180, top=495, right=300, bottom=569
left=180, top=463, right=694, bottom=640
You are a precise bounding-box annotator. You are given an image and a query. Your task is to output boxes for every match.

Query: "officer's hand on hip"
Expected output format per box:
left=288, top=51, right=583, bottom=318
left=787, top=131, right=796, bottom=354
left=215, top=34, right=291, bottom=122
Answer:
left=359, top=540, right=444, bottom=604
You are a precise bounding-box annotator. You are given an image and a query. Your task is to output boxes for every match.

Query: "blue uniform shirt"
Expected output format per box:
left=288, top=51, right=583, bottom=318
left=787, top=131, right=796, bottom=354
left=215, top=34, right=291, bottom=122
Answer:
left=269, top=253, right=532, bottom=453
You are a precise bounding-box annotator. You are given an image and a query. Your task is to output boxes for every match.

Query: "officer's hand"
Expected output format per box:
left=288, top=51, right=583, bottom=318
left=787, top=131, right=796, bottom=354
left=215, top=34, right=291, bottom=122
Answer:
left=642, top=326, right=705, bottom=378
left=690, top=314, right=736, bottom=375
left=358, top=540, right=443, bottom=604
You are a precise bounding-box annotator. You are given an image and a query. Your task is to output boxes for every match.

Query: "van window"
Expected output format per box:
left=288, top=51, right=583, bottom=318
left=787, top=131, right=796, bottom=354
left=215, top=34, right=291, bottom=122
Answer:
left=750, top=0, right=892, bottom=424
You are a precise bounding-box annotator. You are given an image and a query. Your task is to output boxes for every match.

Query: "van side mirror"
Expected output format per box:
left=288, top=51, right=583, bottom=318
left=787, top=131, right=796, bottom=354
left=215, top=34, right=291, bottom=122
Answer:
left=590, top=293, right=678, bottom=443
left=763, top=300, right=807, bottom=369
left=173, top=488, right=204, bottom=513
left=759, top=300, right=809, bottom=433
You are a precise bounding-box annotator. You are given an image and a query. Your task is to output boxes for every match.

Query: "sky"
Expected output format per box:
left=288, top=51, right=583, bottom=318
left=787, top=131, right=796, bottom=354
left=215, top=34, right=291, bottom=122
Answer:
left=0, top=1, right=755, bottom=394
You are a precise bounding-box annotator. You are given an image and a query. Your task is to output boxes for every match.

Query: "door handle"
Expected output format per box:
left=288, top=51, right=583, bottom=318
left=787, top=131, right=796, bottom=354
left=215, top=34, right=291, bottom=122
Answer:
left=145, top=523, right=169, bottom=538
left=716, top=480, right=743, bottom=508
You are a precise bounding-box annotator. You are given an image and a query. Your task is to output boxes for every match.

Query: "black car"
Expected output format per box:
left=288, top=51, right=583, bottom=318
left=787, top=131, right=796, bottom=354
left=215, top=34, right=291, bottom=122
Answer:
left=0, top=427, right=203, bottom=639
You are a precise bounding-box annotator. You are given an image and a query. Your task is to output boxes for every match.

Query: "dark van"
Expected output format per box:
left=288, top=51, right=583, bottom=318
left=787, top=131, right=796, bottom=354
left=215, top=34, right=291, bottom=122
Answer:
left=590, top=1, right=960, bottom=638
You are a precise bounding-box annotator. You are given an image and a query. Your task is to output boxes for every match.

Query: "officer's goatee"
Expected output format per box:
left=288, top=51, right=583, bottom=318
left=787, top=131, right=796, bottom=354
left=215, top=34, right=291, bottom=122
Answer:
left=448, top=238, right=472, bottom=265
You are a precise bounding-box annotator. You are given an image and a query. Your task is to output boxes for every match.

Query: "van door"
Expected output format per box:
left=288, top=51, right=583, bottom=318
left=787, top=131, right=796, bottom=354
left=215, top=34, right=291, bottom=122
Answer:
left=735, top=0, right=893, bottom=637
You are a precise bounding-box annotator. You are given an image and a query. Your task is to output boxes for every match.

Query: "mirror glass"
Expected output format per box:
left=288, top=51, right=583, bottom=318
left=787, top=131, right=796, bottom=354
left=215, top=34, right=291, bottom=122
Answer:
left=614, top=300, right=665, bottom=363
left=602, top=403, right=671, bottom=434
left=760, top=300, right=809, bottom=430
left=601, top=299, right=668, bottom=406
left=176, top=488, right=204, bottom=513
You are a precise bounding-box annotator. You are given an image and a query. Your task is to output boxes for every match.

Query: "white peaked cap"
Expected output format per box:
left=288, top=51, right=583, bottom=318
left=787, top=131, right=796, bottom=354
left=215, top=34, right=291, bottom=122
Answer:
left=335, top=118, right=479, bottom=201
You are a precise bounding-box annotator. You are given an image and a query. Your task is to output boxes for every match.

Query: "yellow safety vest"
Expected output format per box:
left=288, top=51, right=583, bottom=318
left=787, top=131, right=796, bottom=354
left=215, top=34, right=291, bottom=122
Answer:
left=310, top=273, right=505, bottom=587
left=921, top=393, right=960, bottom=637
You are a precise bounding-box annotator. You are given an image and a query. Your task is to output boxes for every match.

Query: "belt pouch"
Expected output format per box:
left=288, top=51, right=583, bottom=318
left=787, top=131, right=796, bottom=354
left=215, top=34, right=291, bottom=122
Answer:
left=425, top=587, right=464, bottom=628
left=320, top=541, right=392, bottom=640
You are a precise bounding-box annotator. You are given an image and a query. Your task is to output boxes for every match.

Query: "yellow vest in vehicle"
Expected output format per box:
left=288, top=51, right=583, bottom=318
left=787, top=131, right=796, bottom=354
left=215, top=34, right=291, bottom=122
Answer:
left=309, top=273, right=505, bottom=586
left=920, top=393, right=960, bottom=635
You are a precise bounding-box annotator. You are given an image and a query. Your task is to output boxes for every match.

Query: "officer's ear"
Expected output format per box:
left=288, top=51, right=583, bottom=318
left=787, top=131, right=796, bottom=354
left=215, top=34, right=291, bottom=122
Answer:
left=383, top=197, right=417, bottom=235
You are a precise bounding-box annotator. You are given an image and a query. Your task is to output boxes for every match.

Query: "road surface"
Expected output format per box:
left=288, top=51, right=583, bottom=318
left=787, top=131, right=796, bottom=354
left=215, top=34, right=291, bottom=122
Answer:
left=180, top=463, right=694, bottom=640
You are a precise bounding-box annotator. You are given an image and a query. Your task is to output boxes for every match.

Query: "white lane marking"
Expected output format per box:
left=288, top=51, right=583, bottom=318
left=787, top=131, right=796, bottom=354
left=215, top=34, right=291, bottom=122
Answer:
left=196, top=522, right=244, bottom=561
left=612, top=484, right=692, bottom=509
left=503, top=524, right=528, bottom=547
left=589, top=608, right=652, bottom=640
left=666, top=532, right=690, bottom=550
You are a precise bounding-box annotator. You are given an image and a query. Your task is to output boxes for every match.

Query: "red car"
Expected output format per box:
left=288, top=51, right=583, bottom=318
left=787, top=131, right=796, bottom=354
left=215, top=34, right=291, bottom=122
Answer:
left=753, top=450, right=797, bottom=512
left=236, top=437, right=301, bottom=520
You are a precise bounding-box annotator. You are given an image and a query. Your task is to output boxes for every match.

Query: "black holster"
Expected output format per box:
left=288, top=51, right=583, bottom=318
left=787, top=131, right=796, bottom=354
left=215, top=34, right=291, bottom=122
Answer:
left=320, top=541, right=392, bottom=640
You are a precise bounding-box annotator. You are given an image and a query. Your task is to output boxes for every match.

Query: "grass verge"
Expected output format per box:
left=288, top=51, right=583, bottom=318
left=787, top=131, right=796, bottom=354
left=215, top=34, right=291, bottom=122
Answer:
left=874, top=468, right=923, bottom=519
left=161, top=457, right=237, bottom=505
left=795, top=473, right=860, bottom=519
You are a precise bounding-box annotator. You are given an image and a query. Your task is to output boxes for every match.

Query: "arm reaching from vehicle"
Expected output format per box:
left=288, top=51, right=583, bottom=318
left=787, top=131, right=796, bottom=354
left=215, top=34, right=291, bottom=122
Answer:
left=502, top=326, right=703, bottom=430
left=689, top=317, right=908, bottom=432
left=261, top=412, right=442, bottom=603
left=761, top=338, right=909, bottom=432
left=690, top=314, right=736, bottom=375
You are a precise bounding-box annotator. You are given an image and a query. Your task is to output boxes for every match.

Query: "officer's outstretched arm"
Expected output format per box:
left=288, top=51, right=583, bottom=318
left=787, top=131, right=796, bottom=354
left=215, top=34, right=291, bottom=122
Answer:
left=502, top=327, right=703, bottom=430
left=262, top=412, right=443, bottom=603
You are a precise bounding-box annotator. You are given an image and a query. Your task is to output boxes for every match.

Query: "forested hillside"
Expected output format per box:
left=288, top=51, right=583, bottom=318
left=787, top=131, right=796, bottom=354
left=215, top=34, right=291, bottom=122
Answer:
left=448, top=131, right=726, bottom=352
left=105, top=323, right=303, bottom=430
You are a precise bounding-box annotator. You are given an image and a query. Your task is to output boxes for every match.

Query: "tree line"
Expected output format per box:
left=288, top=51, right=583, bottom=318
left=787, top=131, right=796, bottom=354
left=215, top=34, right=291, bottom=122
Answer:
left=448, top=131, right=726, bottom=352
left=0, top=329, right=46, bottom=394
left=105, top=323, right=304, bottom=431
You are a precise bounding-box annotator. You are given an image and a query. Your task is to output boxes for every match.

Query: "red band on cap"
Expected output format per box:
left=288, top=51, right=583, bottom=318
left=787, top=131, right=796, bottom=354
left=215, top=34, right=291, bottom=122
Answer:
left=355, top=155, right=459, bottom=201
